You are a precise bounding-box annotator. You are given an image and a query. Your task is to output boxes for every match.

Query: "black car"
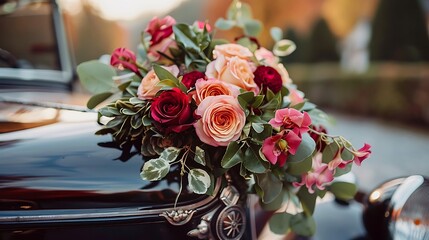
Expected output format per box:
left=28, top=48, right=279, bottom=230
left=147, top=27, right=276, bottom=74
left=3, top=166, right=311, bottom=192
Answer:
left=1, top=1, right=428, bottom=240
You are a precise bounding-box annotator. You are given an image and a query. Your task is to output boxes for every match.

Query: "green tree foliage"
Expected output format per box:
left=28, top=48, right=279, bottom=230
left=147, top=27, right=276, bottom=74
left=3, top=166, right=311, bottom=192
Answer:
left=369, top=0, right=429, bottom=62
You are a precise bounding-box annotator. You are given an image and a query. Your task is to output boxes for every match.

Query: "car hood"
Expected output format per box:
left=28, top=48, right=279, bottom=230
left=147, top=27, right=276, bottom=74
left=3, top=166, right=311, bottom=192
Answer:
left=0, top=103, right=204, bottom=211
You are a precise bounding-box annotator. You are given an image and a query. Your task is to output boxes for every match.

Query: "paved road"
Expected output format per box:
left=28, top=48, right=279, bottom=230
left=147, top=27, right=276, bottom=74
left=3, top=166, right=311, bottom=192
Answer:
left=326, top=111, right=429, bottom=192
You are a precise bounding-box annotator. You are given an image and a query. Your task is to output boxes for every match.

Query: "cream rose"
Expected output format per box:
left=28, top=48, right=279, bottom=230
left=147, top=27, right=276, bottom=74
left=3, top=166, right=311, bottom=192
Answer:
left=213, top=43, right=253, bottom=60
left=218, top=56, right=259, bottom=93
left=137, top=65, right=179, bottom=100
left=194, top=95, right=245, bottom=147
left=194, top=78, right=239, bottom=104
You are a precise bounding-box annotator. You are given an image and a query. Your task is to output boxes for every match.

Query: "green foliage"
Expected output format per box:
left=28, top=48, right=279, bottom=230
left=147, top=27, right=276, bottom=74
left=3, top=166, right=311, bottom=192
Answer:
left=140, top=158, right=170, bottom=181
left=77, top=60, right=116, bottom=94
left=188, top=169, right=211, bottom=194
left=269, top=212, right=292, bottom=234
left=288, top=133, right=316, bottom=163
left=255, top=172, right=283, bottom=203
left=328, top=182, right=357, bottom=201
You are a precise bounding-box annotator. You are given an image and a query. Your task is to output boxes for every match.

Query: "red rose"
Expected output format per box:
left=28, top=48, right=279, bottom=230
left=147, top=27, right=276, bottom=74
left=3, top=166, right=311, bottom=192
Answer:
left=253, top=66, right=282, bottom=93
left=182, top=71, right=206, bottom=89
left=110, top=47, right=139, bottom=75
left=150, top=88, right=194, bottom=133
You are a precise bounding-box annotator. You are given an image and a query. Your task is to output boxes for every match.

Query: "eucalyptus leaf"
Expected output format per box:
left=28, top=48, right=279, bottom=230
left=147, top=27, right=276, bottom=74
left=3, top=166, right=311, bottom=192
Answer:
left=255, top=172, right=283, bottom=203
left=290, top=214, right=316, bottom=237
left=244, top=147, right=267, bottom=173
left=243, top=19, right=262, bottom=37
left=288, top=133, right=316, bottom=163
left=322, top=143, right=339, bottom=164
left=273, top=39, right=296, bottom=57
left=297, top=187, right=317, bottom=215
left=251, top=122, right=264, bottom=133
left=140, top=158, right=170, bottom=181
left=188, top=168, right=211, bottom=194
left=87, top=92, right=113, bottom=109
left=160, top=147, right=182, bottom=162
left=270, top=27, right=283, bottom=42
left=269, top=212, right=292, bottom=235
left=77, top=60, right=116, bottom=94
left=328, top=182, right=357, bottom=201
left=214, top=18, right=236, bottom=30
left=260, top=190, right=284, bottom=211
left=194, top=146, right=206, bottom=166
left=287, top=155, right=313, bottom=176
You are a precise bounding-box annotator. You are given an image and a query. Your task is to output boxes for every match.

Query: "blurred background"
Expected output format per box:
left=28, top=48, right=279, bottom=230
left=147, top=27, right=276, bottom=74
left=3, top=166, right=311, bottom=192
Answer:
left=59, top=0, right=429, bottom=127
left=57, top=0, right=429, bottom=190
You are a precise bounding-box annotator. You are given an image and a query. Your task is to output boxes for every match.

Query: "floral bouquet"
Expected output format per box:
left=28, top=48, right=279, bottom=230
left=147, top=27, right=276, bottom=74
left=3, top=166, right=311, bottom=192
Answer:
left=77, top=0, right=371, bottom=237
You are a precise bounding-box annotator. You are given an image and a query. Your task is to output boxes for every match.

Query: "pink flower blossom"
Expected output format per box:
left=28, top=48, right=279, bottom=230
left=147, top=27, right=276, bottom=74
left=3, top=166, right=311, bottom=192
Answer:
left=110, top=48, right=139, bottom=75
left=193, top=21, right=212, bottom=32
left=351, top=143, right=372, bottom=166
left=145, top=16, right=176, bottom=45
left=269, top=108, right=311, bottom=133
left=293, top=153, right=334, bottom=194
left=261, top=130, right=302, bottom=167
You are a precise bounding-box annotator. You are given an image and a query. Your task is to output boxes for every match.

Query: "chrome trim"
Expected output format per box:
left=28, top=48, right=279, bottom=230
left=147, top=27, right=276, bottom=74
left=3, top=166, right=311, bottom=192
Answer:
left=0, top=179, right=221, bottom=224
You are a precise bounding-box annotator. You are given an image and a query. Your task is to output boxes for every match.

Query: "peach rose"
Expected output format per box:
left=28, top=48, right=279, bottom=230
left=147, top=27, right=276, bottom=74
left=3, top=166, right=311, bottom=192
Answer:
left=137, top=65, right=179, bottom=100
left=213, top=43, right=253, bottom=60
left=206, top=55, right=259, bottom=93
left=194, top=95, right=245, bottom=147
left=194, top=78, right=240, bottom=104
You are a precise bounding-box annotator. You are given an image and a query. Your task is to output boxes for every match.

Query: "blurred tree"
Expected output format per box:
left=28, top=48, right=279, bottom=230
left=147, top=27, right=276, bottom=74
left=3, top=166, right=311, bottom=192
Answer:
left=369, top=0, right=429, bottom=62
left=282, top=18, right=339, bottom=63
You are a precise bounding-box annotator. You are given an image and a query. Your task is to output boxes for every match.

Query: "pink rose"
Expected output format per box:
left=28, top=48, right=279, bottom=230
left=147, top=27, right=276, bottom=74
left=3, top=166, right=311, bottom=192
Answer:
left=146, top=16, right=176, bottom=45
left=269, top=108, right=312, bottom=133
left=206, top=55, right=259, bottom=93
left=145, top=16, right=178, bottom=64
left=150, top=88, right=194, bottom=133
left=293, top=153, right=334, bottom=194
left=287, top=87, right=305, bottom=106
left=194, top=95, right=245, bottom=147
left=110, top=47, right=140, bottom=75
left=194, top=78, right=240, bottom=104
left=193, top=21, right=212, bottom=32
left=137, top=65, right=179, bottom=100
left=255, top=47, right=279, bottom=66
left=261, top=130, right=302, bottom=167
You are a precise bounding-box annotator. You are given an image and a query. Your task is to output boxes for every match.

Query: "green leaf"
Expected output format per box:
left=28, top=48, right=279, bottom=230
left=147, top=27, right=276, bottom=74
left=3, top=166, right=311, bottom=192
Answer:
left=308, top=108, right=335, bottom=127
left=188, top=168, right=211, bottom=194
left=334, top=163, right=353, bottom=177
left=214, top=18, right=236, bottom=30
left=273, top=39, right=296, bottom=57
left=153, top=64, right=179, bottom=82
left=221, top=141, right=243, bottom=168
left=252, top=124, right=272, bottom=142
left=194, top=146, right=206, bottom=166
left=297, top=187, right=317, bottom=215
left=140, top=158, right=170, bottom=181
left=243, top=19, right=262, bottom=37
left=269, top=212, right=292, bottom=235
left=244, top=146, right=267, bottom=173
left=288, top=133, right=316, bottom=163
left=251, top=95, right=265, bottom=108
left=328, top=182, right=357, bottom=201
left=255, top=172, right=283, bottom=203
left=160, top=147, right=181, bottom=163
left=260, top=190, right=284, bottom=211
left=251, top=122, right=264, bottom=133
left=287, top=155, right=313, bottom=176
left=270, top=27, right=283, bottom=42
left=77, top=60, right=116, bottom=94
left=142, top=115, right=152, bottom=126
left=120, top=108, right=136, bottom=115
left=322, top=143, right=339, bottom=164
left=129, top=97, right=145, bottom=105
left=87, top=92, right=113, bottom=109
left=290, top=213, right=316, bottom=237
left=173, top=24, right=199, bottom=52
left=99, top=106, right=120, bottom=117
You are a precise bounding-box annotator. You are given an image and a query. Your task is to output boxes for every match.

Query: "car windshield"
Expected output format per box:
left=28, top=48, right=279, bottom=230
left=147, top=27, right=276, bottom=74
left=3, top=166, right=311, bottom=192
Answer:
left=0, top=1, right=72, bottom=84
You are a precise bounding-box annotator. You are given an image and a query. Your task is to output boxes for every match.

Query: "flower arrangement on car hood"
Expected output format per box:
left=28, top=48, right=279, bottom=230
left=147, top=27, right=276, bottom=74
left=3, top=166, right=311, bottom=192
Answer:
left=77, top=0, right=371, bottom=237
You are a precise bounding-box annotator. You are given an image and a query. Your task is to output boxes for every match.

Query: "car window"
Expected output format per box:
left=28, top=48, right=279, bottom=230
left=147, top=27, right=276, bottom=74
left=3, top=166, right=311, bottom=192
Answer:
left=0, top=1, right=73, bottom=84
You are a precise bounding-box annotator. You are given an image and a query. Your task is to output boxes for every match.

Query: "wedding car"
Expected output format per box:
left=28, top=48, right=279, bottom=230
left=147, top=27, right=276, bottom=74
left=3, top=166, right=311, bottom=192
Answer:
left=1, top=1, right=428, bottom=240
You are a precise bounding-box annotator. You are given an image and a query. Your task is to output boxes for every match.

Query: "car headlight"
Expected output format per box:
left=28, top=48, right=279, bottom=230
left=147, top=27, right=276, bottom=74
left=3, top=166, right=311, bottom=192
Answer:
left=363, top=175, right=429, bottom=240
